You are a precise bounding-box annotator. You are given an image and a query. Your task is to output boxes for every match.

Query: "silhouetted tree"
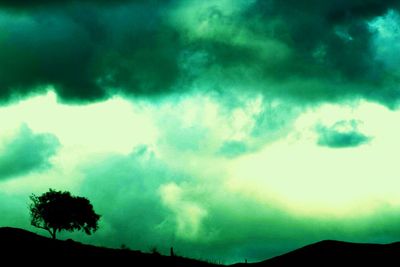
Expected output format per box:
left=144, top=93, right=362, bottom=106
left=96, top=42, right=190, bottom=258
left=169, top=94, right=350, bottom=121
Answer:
left=29, top=189, right=100, bottom=239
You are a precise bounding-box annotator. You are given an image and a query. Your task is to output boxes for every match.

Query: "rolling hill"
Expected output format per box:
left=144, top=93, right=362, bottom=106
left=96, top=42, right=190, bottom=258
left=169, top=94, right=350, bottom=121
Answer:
left=234, top=240, right=400, bottom=266
left=1, top=227, right=400, bottom=266
left=0, top=227, right=218, bottom=266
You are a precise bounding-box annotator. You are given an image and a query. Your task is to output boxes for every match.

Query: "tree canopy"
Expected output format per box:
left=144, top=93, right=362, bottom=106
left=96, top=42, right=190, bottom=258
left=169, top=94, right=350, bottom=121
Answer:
left=29, top=189, right=100, bottom=239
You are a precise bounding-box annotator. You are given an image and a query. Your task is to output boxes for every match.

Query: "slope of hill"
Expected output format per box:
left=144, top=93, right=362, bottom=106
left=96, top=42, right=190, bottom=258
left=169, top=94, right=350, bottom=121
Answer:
left=0, top=227, right=218, bottom=266
left=233, top=240, right=400, bottom=266
left=2, top=227, right=400, bottom=266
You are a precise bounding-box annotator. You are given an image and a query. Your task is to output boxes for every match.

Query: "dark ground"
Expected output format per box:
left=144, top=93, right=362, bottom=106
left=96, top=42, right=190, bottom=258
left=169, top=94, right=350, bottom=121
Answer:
left=0, top=227, right=217, bottom=266
left=1, top=227, right=400, bottom=266
left=234, top=240, right=400, bottom=266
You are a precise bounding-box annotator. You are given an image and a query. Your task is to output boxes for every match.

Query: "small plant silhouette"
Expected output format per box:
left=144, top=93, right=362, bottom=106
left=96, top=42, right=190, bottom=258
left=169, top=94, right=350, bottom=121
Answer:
left=150, top=246, right=161, bottom=256
left=29, top=188, right=100, bottom=239
left=121, top=244, right=130, bottom=250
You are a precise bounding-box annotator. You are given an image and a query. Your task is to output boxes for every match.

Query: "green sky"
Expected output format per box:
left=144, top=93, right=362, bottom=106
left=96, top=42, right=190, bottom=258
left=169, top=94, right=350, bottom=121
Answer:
left=1, top=0, right=400, bottom=263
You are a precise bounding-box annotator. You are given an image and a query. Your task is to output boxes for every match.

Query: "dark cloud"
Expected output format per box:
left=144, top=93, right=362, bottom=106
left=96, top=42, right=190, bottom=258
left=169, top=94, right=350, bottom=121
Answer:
left=181, top=0, right=400, bottom=106
left=0, top=124, right=60, bottom=180
left=316, top=120, right=372, bottom=148
left=0, top=2, right=181, bottom=103
left=0, top=0, right=143, bottom=9
left=0, top=0, right=400, bottom=106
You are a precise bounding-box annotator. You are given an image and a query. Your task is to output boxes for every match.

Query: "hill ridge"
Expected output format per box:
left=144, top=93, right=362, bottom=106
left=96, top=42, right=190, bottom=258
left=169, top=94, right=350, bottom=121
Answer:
left=1, top=227, right=400, bottom=266
left=250, top=238, right=400, bottom=266
left=0, top=227, right=217, bottom=266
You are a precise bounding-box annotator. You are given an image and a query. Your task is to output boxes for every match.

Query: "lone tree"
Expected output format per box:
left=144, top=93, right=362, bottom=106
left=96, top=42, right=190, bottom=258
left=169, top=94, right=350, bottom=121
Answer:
left=29, top=189, right=100, bottom=239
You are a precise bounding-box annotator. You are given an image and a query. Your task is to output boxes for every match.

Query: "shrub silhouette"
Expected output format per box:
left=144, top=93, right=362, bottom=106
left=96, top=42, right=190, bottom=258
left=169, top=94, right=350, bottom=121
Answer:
left=29, top=188, right=100, bottom=239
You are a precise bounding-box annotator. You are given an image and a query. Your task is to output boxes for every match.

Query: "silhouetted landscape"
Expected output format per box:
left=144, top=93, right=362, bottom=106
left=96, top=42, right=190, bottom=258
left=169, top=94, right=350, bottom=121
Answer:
left=0, top=227, right=218, bottom=266
left=234, top=240, right=400, bottom=266
left=2, top=227, right=400, bottom=266
left=1, top=1, right=400, bottom=266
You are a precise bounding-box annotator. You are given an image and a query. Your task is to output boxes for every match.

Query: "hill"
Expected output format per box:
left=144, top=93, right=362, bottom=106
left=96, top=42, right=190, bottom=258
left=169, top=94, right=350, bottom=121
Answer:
left=2, top=227, right=400, bottom=266
left=0, top=227, right=218, bottom=266
left=233, top=240, right=400, bottom=266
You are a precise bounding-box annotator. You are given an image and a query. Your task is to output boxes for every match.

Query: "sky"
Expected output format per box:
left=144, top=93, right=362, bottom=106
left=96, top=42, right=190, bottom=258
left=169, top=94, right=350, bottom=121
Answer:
left=1, top=0, right=400, bottom=263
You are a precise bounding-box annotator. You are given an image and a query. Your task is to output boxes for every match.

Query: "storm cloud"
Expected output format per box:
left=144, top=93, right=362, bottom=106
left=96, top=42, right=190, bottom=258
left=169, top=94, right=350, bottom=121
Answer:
left=0, top=0, right=399, bottom=106
left=0, top=124, right=60, bottom=180
left=0, top=0, right=141, bottom=9
left=0, top=1, right=181, bottom=103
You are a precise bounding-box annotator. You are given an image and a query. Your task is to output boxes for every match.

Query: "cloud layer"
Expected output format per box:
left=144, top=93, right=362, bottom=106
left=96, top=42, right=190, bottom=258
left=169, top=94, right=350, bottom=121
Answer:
left=0, top=0, right=399, bottom=107
left=0, top=1, right=180, bottom=102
